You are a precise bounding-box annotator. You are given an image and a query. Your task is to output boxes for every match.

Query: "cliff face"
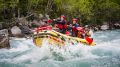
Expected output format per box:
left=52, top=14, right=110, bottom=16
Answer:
left=0, top=29, right=10, bottom=49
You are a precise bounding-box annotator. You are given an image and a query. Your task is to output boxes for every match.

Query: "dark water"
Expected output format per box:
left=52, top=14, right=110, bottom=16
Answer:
left=0, top=30, right=120, bottom=67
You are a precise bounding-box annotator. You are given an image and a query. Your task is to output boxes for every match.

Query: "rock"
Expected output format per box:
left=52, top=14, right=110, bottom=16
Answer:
left=0, top=29, right=10, bottom=49
left=11, top=26, right=23, bottom=37
left=114, top=23, right=120, bottom=29
left=20, top=25, right=31, bottom=35
left=101, top=25, right=109, bottom=30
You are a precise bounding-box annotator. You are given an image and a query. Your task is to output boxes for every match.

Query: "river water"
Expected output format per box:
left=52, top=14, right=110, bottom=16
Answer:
left=0, top=30, right=120, bottom=67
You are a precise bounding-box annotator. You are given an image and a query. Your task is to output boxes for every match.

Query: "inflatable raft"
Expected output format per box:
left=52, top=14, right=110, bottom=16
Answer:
left=32, top=27, right=96, bottom=47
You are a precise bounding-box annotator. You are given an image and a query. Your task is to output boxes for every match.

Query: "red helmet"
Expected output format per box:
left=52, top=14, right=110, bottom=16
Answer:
left=61, top=15, right=66, bottom=19
left=72, top=18, right=78, bottom=22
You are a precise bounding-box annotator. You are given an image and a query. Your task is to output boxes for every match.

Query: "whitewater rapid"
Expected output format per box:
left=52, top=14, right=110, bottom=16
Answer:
left=0, top=30, right=120, bottom=67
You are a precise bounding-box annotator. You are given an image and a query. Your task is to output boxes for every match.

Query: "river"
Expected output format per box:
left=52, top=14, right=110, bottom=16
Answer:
left=0, top=30, right=120, bottom=67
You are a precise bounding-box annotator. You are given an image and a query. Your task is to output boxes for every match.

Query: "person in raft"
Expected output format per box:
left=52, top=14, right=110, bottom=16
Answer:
left=84, top=26, right=94, bottom=44
left=77, top=27, right=85, bottom=38
left=72, top=18, right=80, bottom=37
left=54, top=15, right=68, bottom=34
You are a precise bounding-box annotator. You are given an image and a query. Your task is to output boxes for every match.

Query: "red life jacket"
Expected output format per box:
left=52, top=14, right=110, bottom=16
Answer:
left=64, top=24, right=68, bottom=29
left=58, top=24, right=63, bottom=29
left=58, top=24, right=68, bottom=30
left=85, top=36, right=93, bottom=44
left=72, top=26, right=77, bottom=32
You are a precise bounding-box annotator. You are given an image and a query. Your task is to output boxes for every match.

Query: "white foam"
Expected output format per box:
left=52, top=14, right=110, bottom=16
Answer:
left=1, top=30, right=120, bottom=67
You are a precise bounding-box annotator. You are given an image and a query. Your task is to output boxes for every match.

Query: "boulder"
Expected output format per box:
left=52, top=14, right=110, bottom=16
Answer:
left=11, top=26, right=23, bottom=37
left=0, top=29, right=10, bottom=49
left=101, top=25, right=109, bottom=30
left=20, top=25, right=31, bottom=35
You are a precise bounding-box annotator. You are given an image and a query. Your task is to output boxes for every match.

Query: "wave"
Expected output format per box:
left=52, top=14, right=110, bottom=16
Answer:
left=0, top=30, right=120, bottom=67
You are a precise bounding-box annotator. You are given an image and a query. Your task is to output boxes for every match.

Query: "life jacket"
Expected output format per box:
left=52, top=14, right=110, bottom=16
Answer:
left=57, top=20, right=67, bottom=30
left=72, top=26, right=77, bottom=33
left=85, top=36, right=93, bottom=44
left=47, top=19, right=52, bottom=24
left=77, top=31, right=84, bottom=38
left=72, top=23, right=79, bottom=33
left=58, top=24, right=63, bottom=29
left=77, top=27, right=85, bottom=38
left=58, top=23, right=68, bottom=30
left=77, top=31, right=82, bottom=38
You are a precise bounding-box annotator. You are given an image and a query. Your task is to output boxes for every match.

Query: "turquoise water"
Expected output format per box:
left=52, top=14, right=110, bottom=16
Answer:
left=0, top=30, right=120, bottom=67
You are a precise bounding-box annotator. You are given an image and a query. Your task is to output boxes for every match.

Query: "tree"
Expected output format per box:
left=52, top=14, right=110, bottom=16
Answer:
left=0, top=0, right=120, bottom=28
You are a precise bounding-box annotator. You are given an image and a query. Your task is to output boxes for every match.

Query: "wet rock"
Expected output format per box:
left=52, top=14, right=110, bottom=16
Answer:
left=19, top=25, right=32, bottom=35
left=101, top=24, right=109, bottom=30
left=114, top=23, right=120, bottom=29
left=11, top=26, right=24, bottom=37
left=0, top=29, right=10, bottom=49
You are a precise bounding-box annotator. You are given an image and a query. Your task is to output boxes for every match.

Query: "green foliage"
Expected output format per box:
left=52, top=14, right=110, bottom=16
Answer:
left=0, top=0, right=120, bottom=25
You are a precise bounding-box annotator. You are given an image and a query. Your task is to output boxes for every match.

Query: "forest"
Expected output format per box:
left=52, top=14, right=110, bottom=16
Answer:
left=0, top=0, right=120, bottom=28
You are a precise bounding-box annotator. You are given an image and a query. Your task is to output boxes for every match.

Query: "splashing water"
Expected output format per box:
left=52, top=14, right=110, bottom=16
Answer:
left=0, top=30, right=120, bottom=67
